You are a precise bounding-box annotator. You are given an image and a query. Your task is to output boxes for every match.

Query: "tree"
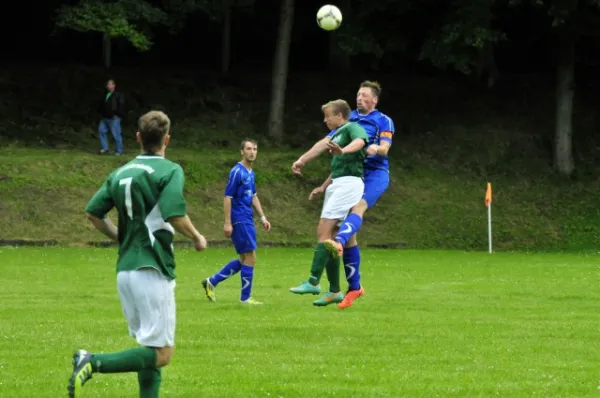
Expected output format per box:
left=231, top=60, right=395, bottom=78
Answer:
left=510, top=0, right=600, bottom=176
left=55, top=0, right=169, bottom=69
left=419, top=0, right=505, bottom=85
left=268, top=0, right=294, bottom=140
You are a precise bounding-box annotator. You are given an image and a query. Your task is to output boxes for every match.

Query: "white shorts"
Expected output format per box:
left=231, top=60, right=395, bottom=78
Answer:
left=320, top=176, right=364, bottom=220
left=116, top=267, right=176, bottom=348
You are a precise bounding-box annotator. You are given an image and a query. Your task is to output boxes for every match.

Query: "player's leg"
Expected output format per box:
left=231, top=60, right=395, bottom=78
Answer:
left=202, top=223, right=245, bottom=302
left=290, top=185, right=338, bottom=297
left=338, top=169, right=390, bottom=309
left=239, top=249, right=261, bottom=304
left=224, top=222, right=261, bottom=304
left=109, top=118, right=124, bottom=155
left=98, top=119, right=109, bottom=154
left=68, top=269, right=176, bottom=397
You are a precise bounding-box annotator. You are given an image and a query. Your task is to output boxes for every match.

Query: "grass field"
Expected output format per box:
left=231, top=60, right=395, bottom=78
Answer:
left=1, top=246, right=599, bottom=397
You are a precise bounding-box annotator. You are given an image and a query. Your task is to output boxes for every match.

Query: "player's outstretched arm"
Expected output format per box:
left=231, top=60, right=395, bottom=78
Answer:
left=252, top=195, right=271, bottom=232
left=86, top=213, right=118, bottom=242
left=168, top=215, right=207, bottom=251
left=328, top=138, right=366, bottom=155
left=292, top=137, right=331, bottom=174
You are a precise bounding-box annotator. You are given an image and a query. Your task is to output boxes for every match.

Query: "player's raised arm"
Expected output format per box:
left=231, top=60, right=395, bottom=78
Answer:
left=292, top=136, right=331, bottom=174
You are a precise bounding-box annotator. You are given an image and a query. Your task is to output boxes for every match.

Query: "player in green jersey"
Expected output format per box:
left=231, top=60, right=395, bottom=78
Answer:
left=289, top=99, right=369, bottom=306
left=68, top=110, right=207, bottom=398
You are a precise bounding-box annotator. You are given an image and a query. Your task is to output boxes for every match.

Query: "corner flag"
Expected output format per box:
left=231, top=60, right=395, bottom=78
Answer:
left=484, top=182, right=492, bottom=253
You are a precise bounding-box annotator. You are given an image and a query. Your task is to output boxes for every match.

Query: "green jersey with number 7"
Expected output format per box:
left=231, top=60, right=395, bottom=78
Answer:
left=85, top=155, right=187, bottom=280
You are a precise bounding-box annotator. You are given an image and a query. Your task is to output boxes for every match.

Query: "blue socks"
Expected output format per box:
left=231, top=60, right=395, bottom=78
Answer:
left=209, top=259, right=242, bottom=286
left=343, top=245, right=361, bottom=291
left=240, top=265, right=254, bottom=301
left=336, top=213, right=363, bottom=246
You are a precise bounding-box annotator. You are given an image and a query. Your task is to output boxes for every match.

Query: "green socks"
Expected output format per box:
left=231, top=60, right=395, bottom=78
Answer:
left=138, top=368, right=162, bottom=398
left=91, top=347, right=157, bottom=373
left=325, top=254, right=341, bottom=293
left=309, top=242, right=330, bottom=285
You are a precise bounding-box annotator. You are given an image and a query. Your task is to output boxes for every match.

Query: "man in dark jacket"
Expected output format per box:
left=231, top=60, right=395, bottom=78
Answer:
left=98, top=79, right=125, bottom=155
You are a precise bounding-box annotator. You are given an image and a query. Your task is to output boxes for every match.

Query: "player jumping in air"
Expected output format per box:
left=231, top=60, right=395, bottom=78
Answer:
left=292, top=81, right=395, bottom=309
left=69, top=110, right=207, bottom=398
left=202, top=139, right=271, bottom=304
left=289, top=99, right=369, bottom=306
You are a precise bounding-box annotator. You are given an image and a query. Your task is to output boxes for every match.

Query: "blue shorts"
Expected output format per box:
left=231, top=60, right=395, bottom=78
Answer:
left=231, top=222, right=257, bottom=254
left=363, top=168, right=390, bottom=209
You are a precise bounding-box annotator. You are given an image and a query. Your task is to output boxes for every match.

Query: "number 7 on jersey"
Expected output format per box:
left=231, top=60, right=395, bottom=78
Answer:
left=119, top=177, right=133, bottom=219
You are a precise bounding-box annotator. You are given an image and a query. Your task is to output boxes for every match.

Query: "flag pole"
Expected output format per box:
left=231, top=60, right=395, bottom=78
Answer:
left=485, top=182, right=493, bottom=253
left=487, top=200, right=492, bottom=253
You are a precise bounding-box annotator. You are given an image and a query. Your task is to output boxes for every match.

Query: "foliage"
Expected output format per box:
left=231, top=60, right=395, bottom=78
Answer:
left=55, top=0, right=169, bottom=50
left=419, top=0, right=506, bottom=74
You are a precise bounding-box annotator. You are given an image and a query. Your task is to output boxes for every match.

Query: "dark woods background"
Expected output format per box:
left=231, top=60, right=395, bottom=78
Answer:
left=4, top=0, right=600, bottom=178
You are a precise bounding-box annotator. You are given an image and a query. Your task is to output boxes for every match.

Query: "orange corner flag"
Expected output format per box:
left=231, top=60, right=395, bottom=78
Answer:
left=484, top=182, right=492, bottom=206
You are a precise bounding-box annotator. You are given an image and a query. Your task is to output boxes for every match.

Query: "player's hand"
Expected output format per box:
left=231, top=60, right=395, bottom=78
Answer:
left=367, top=144, right=379, bottom=156
left=262, top=219, right=271, bottom=232
left=327, top=141, right=343, bottom=155
left=309, top=186, right=324, bottom=200
left=224, top=222, right=233, bottom=237
left=292, top=159, right=305, bottom=175
left=193, top=234, right=207, bottom=252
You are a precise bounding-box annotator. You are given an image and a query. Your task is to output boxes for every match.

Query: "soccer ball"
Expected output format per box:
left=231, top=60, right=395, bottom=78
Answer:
left=317, top=5, right=343, bottom=31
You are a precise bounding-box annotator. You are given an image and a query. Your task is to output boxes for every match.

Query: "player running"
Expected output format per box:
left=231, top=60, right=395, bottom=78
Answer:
left=202, top=139, right=271, bottom=304
left=68, top=110, right=207, bottom=398
left=291, top=81, right=395, bottom=309
left=289, top=99, right=369, bottom=306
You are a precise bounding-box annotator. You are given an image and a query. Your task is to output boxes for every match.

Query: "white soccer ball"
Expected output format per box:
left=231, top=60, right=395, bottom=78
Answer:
left=317, top=5, right=343, bottom=31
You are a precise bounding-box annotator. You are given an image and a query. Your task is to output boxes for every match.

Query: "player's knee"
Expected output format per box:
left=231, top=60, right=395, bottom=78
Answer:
left=154, top=346, right=174, bottom=368
left=352, top=200, right=368, bottom=216
left=240, top=252, right=256, bottom=266
left=346, top=234, right=358, bottom=247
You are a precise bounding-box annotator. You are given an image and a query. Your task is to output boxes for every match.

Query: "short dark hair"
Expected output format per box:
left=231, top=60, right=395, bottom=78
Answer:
left=138, top=111, right=171, bottom=152
left=360, top=80, right=381, bottom=97
left=240, top=138, right=258, bottom=150
left=321, top=99, right=351, bottom=120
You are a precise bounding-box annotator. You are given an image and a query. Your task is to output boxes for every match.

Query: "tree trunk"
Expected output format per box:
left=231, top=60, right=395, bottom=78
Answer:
left=554, top=27, right=576, bottom=177
left=268, top=0, right=294, bottom=140
left=102, top=33, right=112, bottom=69
left=221, top=0, right=232, bottom=75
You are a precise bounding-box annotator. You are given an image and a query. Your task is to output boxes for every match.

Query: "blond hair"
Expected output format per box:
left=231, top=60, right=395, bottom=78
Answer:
left=321, top=99, right=351, bottom=120
left=138, top=110, right=171, bottom=152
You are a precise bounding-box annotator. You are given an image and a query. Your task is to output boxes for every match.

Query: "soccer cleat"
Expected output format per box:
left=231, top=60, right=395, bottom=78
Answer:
left=337, top=285, right=365, bottom=309
left=240, top=297, right=263, bottom=305
left=313, top=291, right=344, bottom=306
left=289, top=281, right=321, bottom=295
left=68, top=349, right=93, bottom=398
left=202, top=278, right=216, bottom=302
left=323, top=239, right=344, bottom=259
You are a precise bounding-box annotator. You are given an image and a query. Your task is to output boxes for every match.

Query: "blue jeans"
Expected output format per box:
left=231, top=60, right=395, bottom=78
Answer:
left=98, top=117, right=123, bottom=154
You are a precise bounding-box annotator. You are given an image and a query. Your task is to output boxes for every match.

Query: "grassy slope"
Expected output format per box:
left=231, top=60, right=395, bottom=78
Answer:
left=2, top=145, right=600, bottom=250
left=2, top=65, right=600, bottom=250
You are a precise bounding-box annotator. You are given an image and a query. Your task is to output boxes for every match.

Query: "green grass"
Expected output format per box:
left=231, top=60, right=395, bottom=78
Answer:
left=1, top=247, right=599, bottom=397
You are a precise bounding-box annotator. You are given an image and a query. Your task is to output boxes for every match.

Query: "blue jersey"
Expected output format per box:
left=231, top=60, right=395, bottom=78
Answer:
left=224, top=162, right=256, bottom=225
left=350, top=109, right=395, bottom=171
